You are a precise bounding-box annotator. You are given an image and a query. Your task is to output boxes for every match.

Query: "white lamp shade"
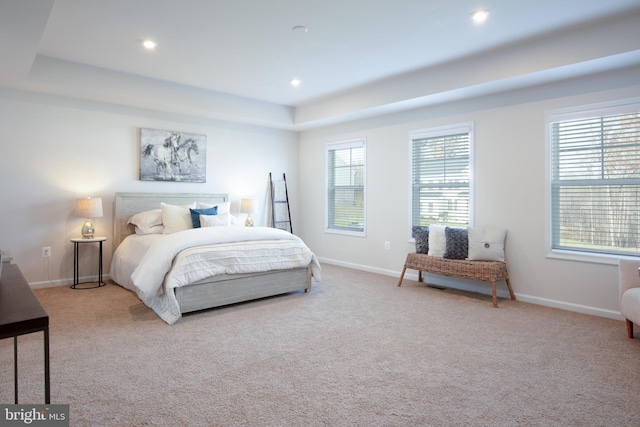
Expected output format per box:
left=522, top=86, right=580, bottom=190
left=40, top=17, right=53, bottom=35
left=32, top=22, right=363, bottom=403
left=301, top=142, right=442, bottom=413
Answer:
left=240, top=198, right=257, bottom=214
left=76, top=197, right=103, bottom=218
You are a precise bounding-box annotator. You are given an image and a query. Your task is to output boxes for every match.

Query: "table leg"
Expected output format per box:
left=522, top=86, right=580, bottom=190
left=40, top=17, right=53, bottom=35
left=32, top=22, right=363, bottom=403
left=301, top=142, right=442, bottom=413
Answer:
left=98, top=240, right=103, bottom=285
left=73, top=242, right=79, bottom=288
left=44, top=327, right=50, bottom=404
left=14, top=336, right=18, bottom=403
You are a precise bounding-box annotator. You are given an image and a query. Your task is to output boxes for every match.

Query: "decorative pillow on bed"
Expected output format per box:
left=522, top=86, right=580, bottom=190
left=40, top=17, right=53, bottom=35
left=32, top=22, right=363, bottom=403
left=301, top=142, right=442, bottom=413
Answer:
left=161, top=202, right=197, bottom=234
left=443, top=226, right=468, bottom=260
left=412, top=226, right=429, bottom=254
left=427, top=224, right=446, bottom=257
left=189, top=207, right=218, bottom=228
left=128, top=209, right=162, bottom=233
left=200, top=212, right=238, bottom=227
left=467, top=227, right=507, bottom=261
left=197, top=201, right=230, bottom=214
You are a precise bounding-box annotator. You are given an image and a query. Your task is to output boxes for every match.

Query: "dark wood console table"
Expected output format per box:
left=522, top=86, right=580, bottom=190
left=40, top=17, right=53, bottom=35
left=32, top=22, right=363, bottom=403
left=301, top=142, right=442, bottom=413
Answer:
left=0, top=264, right=50, bottom=403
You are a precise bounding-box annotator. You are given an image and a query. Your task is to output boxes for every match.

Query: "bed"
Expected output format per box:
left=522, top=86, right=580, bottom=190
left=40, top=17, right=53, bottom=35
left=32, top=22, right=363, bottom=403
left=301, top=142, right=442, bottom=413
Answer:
left=110, top=192, right=321, bottom=324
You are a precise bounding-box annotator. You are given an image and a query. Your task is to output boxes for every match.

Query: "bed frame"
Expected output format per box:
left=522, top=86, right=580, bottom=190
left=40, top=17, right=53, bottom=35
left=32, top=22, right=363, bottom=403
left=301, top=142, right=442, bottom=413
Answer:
left=113, top=192, right=312, bottom=314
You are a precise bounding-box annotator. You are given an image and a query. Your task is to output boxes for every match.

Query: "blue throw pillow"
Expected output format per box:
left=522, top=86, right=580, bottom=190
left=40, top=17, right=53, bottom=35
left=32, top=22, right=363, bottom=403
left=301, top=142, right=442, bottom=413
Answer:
left=443, top=226, right=468, bottom=259
left=412, top=226, right=429, bottom=254
left=189, top=207, right=218, bottom=228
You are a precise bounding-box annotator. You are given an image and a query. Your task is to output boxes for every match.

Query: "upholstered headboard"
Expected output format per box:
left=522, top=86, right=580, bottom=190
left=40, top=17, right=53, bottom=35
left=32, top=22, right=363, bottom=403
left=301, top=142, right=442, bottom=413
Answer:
left=113, top=192, right=228, bottom=249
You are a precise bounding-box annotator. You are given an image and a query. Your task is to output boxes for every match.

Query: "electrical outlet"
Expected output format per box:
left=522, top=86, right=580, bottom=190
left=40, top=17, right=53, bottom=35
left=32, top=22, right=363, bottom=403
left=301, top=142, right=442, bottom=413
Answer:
left=42, top=246, right=51, bottom=257
left=384, top=241, right=390, bottom=250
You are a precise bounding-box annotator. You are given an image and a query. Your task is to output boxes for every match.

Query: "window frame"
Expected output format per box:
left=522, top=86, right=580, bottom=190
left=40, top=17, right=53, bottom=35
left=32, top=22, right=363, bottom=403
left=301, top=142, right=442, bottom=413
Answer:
left=325, top=137, right=367, bottom=237
left=545, top=98, right=640, bottom=265
left=408, top=122, right=474, bottom=239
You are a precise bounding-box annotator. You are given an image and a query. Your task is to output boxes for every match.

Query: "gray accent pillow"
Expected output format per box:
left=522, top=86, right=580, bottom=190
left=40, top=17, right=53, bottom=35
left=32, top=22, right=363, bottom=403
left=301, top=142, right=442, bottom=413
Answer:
left=444, top=226, right=468, bottom=259
left=412, top=226, right=429, bottom=254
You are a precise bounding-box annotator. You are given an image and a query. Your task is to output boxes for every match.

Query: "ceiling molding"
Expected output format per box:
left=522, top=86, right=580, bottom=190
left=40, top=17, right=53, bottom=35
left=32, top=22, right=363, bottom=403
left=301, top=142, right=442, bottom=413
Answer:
left=0, top=4, right=638, bottom=131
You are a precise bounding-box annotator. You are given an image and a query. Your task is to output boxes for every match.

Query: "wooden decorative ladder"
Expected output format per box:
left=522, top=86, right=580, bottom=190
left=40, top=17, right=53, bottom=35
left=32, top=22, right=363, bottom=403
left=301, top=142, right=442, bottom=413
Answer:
left=269, top=172, right=292, bottom=233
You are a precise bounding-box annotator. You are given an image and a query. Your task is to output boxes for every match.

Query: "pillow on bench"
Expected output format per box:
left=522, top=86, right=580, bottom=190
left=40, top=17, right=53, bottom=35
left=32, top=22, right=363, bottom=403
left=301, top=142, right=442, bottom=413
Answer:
left=412, top=226, right=429, bottom=254
left=468, top=227, right=507, bottom=262
left=413, top=225, right=506, bottom=262
left=427, top=224, right=446, bottom=257
left=444, top=226, right=468, bottom=260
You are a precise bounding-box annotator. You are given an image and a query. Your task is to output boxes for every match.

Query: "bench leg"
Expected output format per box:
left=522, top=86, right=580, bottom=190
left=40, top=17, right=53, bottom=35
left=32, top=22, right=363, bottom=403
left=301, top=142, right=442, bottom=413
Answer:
left=397, top=267, right=407, bottom=287
left=491, top=281, right=498, bottom=308
left=418, top=271, right=423, bottom=282
left=491, top=279, right=516, bottom=308
left=505, top=278, right=516, bottom=301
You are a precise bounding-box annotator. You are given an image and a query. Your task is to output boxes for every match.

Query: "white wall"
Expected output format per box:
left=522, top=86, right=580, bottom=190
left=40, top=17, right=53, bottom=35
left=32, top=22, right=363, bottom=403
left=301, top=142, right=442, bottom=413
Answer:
left=0, top=91, right=299, bottom=286
left=2, top=64, right=639, bottom=320
left=298, top=66, right=640, bottom=319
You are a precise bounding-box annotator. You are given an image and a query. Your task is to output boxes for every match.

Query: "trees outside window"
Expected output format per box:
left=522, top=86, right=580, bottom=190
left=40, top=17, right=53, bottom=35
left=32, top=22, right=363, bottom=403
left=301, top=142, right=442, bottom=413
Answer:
left=549, top=103, right=640, bottom=256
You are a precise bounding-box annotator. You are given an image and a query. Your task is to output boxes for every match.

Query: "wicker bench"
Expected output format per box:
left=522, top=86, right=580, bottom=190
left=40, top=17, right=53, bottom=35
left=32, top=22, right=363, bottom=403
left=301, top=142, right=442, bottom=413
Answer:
left=397, top=253, right=516, bottom=307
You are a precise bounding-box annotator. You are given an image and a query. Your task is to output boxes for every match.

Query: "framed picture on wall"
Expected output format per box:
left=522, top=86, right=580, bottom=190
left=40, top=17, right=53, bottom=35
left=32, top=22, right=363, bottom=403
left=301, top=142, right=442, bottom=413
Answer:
left=139, top=128, right=207, bottom=182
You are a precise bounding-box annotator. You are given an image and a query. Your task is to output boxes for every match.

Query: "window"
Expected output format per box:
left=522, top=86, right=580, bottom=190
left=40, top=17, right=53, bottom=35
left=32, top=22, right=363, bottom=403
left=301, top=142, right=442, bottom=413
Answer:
left=411, top=123, right=472, bottom=228
left=326, top=138, right=366, bottom=236
left=548, top=101, right=640, bottom=257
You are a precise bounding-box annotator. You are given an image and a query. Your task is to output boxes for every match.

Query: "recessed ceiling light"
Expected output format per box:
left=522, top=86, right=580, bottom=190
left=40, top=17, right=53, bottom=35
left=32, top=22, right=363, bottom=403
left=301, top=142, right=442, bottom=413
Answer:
left=290, top=78, right=302, bottom=87
left=142, top=39, right=157, bottom=50
left=292, top=25, right=308, bottom=34
left=470, top=9, right=490, bottom=24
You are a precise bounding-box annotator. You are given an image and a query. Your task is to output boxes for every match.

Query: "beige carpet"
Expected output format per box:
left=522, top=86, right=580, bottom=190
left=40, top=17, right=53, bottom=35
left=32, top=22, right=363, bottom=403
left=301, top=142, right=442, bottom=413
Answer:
left=1, top=264, right=639, bottom=426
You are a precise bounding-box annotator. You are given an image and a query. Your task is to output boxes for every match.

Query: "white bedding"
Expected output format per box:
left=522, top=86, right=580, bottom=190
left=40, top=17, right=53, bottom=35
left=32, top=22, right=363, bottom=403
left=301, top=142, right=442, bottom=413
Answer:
left=110, top=226, right=321, bottom=324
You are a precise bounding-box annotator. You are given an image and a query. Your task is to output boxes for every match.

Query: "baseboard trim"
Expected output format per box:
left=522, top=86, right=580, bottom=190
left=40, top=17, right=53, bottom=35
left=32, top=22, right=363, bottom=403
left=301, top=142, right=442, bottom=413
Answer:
left=318, top=257, right=624, bottom=321
left=318, top=257, right=399, bottom=278
left=514, top=293, right=624, bottom=321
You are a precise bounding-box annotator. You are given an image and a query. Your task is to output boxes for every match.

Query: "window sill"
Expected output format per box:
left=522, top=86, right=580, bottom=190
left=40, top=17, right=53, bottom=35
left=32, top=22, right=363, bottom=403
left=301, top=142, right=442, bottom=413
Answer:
left=546, top=249, right=638, bottom=266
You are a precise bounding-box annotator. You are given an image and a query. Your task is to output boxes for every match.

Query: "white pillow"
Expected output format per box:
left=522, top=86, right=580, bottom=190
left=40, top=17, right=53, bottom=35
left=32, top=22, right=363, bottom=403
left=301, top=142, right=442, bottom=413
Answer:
left=200, top=214, right=227, bottom=227
left=197, top=201, right=230, bottom=214
left=128, top=209, right=162, bottom=233
left=467, top=227, right=507, bottom=261
left=134, top=225, right=164, bottom=235
left=200, top=212, right=238, bottom=227
left=427, top=224, right=446, bottom=257
left=161, top=202, right=196, bottom=234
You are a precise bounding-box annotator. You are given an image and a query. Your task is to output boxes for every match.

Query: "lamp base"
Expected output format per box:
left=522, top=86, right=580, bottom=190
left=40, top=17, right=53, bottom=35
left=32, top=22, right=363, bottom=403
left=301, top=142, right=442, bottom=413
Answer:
left=245, top=215, right=254, bottom=227
left=81, top=220, right=95, bottom=239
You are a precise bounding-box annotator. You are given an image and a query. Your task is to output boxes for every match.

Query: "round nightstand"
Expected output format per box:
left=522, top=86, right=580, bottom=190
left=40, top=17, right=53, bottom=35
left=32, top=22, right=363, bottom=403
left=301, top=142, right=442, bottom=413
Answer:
left=70, top=237, right=107, bottom=289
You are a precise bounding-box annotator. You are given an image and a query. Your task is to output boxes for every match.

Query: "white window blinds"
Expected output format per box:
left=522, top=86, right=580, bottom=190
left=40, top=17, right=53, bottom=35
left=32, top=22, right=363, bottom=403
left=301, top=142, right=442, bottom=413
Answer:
left=550, top=104, right=640, bottom=256
left=326, top=138, right=366, bottom=235
left=411, top=124, right=471, bottom=227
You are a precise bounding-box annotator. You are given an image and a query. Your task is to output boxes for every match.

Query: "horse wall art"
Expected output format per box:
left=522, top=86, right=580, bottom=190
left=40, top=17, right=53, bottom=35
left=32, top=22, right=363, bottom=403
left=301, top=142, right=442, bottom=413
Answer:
left=139, top=128, right=206, bottom=182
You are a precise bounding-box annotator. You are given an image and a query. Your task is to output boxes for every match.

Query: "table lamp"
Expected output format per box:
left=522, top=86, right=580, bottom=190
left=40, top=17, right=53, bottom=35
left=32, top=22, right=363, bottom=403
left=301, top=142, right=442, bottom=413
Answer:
left=76, top=197, right=103, bottom=239
left=240, top=198, right=256, bottom=227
